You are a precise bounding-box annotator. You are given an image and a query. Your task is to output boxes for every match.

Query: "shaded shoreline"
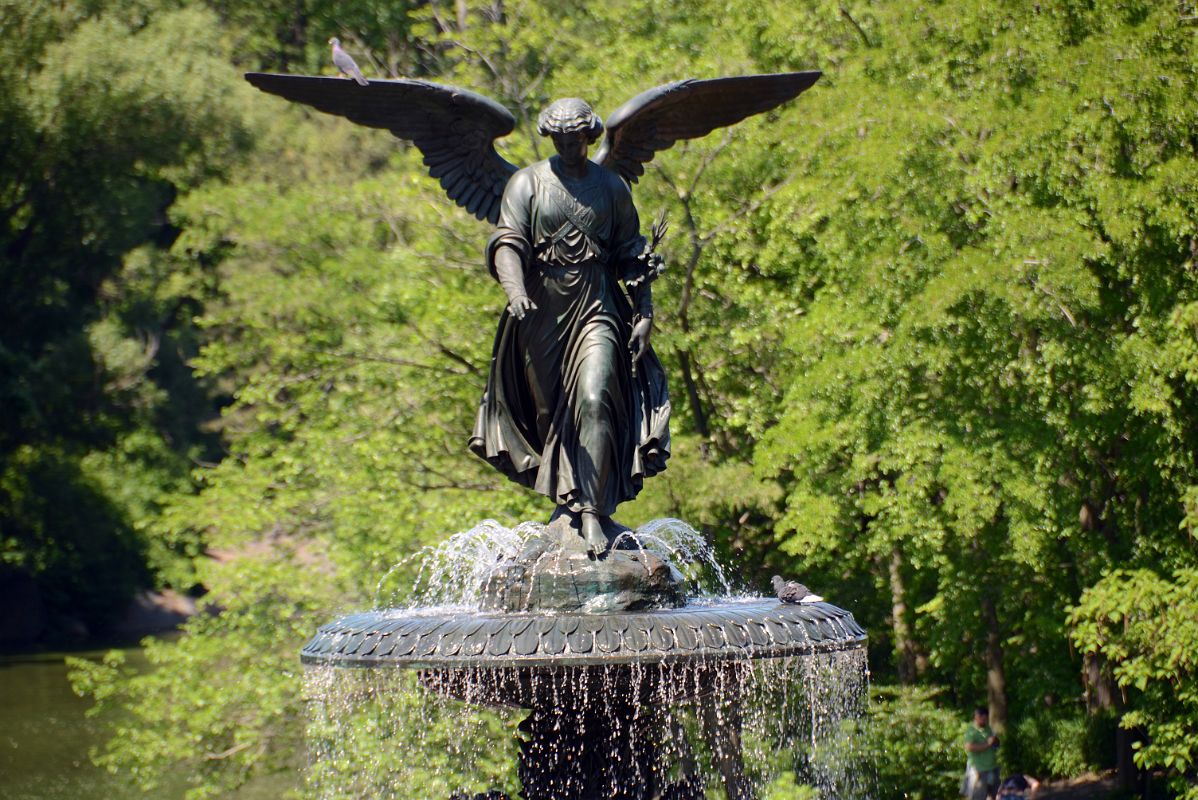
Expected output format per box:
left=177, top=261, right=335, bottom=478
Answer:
left=0, top=588, right=196, bottom=656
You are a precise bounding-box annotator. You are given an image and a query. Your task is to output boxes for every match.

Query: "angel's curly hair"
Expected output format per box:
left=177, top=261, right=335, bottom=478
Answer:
left=536, top=98, right=603, bottom=142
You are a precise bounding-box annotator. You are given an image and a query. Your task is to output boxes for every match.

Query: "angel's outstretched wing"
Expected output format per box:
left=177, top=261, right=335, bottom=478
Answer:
left=245, top=74, right=518, bottom=223
left=594, top=72, right=822, bottom=183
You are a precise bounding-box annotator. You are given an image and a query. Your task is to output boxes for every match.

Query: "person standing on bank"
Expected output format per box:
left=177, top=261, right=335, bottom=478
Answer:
left=962, top=706, right=1001, bottom=800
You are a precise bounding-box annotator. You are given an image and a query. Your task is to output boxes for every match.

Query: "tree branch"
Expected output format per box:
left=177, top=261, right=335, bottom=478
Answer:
left=686, top=131, right=735, bottom=199
left=700, top=170, right=802, bottom=246
left=205, top=741, right=254, bottom=761
left=298, top=346, right=472, bottom=375
left=840, top=6, right=873, bottom=47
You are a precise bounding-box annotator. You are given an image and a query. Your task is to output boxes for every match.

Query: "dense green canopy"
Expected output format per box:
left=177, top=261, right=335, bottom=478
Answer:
left=1, top=0, right=1193, bottom=796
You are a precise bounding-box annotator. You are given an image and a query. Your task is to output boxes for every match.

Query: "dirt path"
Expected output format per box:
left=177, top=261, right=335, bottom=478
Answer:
left=1037, top=773, right=1117, bottom=799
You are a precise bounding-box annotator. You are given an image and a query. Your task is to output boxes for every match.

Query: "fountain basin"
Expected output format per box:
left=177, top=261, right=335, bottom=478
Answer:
left=303, top=522, right=871, bottom=800
left=300, top=599, right=865, bottom=671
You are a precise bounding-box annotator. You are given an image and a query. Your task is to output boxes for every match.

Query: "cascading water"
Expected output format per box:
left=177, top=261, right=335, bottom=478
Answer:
left=379, top=519, right=731, bottom=609
left=303, top=519, right=872, bottom=799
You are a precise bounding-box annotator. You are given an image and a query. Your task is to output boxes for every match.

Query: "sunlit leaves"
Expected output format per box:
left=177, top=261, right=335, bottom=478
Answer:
left=1071, top=569, right=1198, bottom=799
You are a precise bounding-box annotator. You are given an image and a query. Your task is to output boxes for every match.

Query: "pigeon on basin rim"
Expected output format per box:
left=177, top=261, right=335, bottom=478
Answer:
left=329, top=37, right=367, bottom=86
left=772, top=575, right=823, bottom=604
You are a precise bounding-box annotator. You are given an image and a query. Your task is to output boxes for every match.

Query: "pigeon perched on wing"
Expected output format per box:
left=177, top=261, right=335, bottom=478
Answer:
left=328, top=38, right=368, bottom=86
left=772, top=575, right=823, bottom=604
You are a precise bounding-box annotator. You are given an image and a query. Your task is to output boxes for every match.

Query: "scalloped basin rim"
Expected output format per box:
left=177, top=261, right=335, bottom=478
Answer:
left=300, top=598, right=867, bottom=669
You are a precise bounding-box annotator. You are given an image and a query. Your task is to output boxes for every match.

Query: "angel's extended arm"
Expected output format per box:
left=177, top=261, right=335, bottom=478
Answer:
left=610, top=180, right=655, bottom=320
left=494, top=248, right=528, bottom=305
left=629, top=281, right=653, bottom=320
left=485, top=170, right=536, bottom=317
left=605, top=178, right=654, bottom=365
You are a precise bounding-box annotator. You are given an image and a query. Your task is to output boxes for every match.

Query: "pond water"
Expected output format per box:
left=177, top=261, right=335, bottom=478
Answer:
left=0, top=646, right=164, bottom=800
left=0, top=644, right=296, bottom=800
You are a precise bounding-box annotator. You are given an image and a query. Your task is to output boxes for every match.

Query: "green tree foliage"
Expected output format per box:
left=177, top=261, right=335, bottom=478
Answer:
left=1072, top=569, right=1198, bottom=798
left=1, top=1, right=253, bottom=630
left=38, top=0, right=1198, bottom=795
left=854, top=686, right=962, bottom=800
left=749, top=0, right=1198, bottom=731
left=69, top=550, right=336, bottom=798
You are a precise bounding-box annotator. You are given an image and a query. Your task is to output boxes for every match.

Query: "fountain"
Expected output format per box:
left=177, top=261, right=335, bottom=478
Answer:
left=245, top=63, right=867, bottom=799
left=300, top=519, right=868, bottom=799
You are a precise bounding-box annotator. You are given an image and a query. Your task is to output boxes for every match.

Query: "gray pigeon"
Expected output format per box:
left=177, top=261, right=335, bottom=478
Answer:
left=772, top=575, right=823, bottom=604
left=329, top=38, right=368, bottom=86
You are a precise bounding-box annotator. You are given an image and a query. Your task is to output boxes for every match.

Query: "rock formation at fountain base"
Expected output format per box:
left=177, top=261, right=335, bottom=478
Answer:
left=479, top=516, right=686, bottom=613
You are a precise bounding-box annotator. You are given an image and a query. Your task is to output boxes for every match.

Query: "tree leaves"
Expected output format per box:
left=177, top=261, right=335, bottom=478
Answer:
left=1071, top=569, right=1198, bottom=798
left=43, top=0, right=1198, bottom=794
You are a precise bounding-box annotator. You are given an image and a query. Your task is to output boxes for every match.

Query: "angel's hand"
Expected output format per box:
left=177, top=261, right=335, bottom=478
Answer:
left=509, top=295, right=538, bottom=321
left=628, top=317, right=653, bottom=365
left=647, top=252, right=665, bottom=276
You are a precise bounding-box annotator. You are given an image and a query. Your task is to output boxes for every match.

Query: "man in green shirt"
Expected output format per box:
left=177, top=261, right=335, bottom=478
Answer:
left=962, top=706, right=1001, bottom=800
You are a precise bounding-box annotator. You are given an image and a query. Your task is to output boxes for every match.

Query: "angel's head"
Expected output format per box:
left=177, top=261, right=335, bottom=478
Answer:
left=537, top=98, right=603, bottom=141
left=538, top=98, right=602, bottom=168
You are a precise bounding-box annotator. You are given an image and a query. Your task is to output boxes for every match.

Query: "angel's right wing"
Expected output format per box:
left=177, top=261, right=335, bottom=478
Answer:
left=245, top=74, right=519, bottom=224
left=594, top=72, right=822, bottom=184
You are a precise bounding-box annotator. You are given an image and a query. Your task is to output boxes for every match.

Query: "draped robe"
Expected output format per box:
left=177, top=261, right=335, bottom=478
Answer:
left=469, top=157, right=671, bottom=516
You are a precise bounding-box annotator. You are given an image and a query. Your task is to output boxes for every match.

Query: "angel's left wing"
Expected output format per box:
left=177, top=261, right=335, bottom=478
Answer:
left=594, top=72, right=822, bottom=183
left=245, top=73, right=518, bottom=223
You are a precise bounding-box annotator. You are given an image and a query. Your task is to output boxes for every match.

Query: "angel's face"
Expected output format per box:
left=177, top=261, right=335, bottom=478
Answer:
left=550, top=131, right=589, bottom=168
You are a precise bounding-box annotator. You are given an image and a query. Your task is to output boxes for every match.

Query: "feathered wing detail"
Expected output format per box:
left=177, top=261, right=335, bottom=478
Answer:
left=244, top=73, right=519, bottom=223
left=594, top=72, right=822, bottom=183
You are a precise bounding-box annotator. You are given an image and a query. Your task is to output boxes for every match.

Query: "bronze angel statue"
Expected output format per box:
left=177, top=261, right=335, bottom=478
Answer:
left=245, top=69, right=820, bottom=556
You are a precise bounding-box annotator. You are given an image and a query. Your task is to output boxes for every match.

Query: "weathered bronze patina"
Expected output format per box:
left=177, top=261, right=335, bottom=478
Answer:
left=245, top=71, right=821, bottom=555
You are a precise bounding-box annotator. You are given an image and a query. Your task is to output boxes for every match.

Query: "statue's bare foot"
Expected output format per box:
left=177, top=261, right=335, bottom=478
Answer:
left=580, top=511, right=608, bottom=558
left=599, top=516, right=637, bottom=549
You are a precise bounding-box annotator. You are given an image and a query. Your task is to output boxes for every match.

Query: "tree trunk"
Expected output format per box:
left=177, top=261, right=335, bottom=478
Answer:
left=1084, top=653, right=1138, bottom=791
left=676, top=349, right=711, bottom=443
left=888, top=547, right=919, bottom=684
left=980, top=592, right=1008, bottom=731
